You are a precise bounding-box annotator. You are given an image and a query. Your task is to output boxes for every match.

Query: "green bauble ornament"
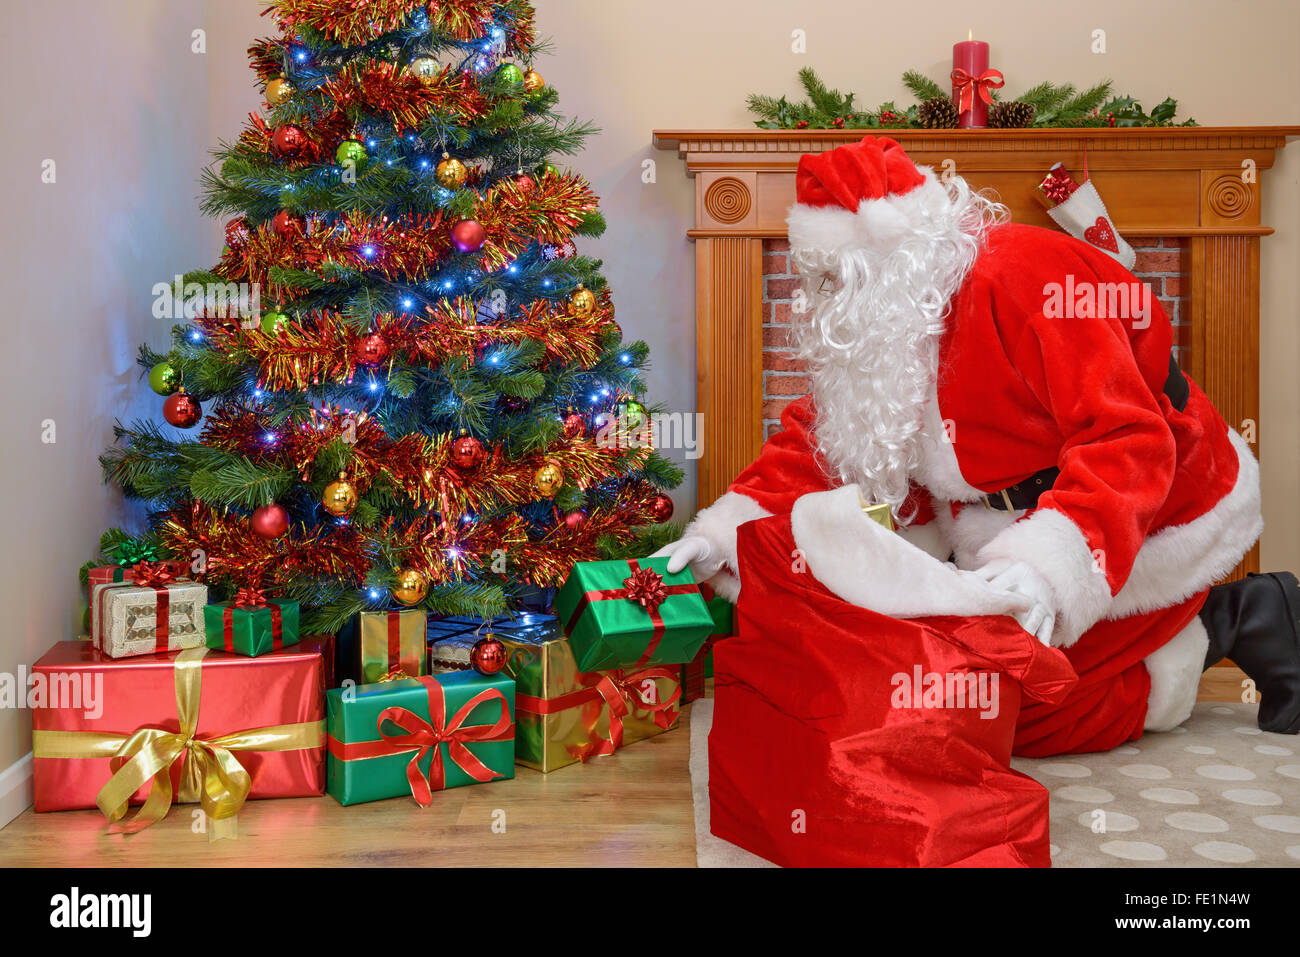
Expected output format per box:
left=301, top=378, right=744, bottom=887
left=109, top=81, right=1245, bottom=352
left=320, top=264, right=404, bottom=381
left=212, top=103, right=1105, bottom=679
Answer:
left=536, top=161, right=560, bottom=178
left=148, top=361, right=180, bottom=396
left=497, top=62, right=524, bottom=85
left=621, top=399, right=647, bottom=428
left=335, top=139, right=369, bottom=172
left=260, top=310, right=290, bottom=335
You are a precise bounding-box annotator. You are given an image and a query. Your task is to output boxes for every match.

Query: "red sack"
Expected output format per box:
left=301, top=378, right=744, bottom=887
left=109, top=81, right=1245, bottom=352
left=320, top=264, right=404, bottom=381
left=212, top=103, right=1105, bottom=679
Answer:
left=709, top=514, right=1077, bottom=867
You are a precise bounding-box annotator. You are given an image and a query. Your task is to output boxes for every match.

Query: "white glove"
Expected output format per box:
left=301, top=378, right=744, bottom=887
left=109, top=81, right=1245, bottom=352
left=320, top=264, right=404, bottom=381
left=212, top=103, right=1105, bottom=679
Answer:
left=649, top=535, right=724, bottom=578
left=973, top=559, right=1058, bottom=646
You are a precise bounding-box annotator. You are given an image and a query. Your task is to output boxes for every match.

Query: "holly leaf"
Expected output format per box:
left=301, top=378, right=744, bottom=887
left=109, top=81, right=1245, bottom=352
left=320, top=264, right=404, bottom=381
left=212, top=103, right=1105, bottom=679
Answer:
left=1149, top=97, right=1178, bottom=123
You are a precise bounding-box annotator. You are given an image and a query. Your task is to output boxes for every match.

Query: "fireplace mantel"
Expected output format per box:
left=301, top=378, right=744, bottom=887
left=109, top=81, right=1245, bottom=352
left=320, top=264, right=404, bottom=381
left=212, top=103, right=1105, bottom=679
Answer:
left=654, top=126, right=1300, bottom=577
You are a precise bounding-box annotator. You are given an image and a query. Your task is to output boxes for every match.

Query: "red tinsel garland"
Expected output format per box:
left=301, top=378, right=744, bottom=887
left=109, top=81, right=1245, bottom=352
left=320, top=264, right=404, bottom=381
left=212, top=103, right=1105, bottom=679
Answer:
left=197, top=399, right=655, bottom=520
left=217, top=172, right=597, bottom=294
left=199, top=295, right=615, bottom=390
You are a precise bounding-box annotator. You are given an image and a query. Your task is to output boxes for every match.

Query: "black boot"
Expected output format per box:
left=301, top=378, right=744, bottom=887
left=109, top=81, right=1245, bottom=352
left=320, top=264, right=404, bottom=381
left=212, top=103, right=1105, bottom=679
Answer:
left=1200, top=571, right=1300, bottom=733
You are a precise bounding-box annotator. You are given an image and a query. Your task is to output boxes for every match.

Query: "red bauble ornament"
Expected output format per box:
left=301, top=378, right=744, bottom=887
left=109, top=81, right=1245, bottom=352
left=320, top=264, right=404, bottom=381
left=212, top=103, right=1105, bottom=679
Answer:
left=470, top=636, right=507, bottom=676
left=224, top=217, right=250, bottom=249
left=271, top=124, right=308, bottom=157
left=512, top=173, right=536, bottom=194
left=562, top=412, right=586, bottom=439
left=451, top=433, right=485, bottom=470
left=250, top=503, right=289, bottom=539
left=451, top=219, right=486, bottom=253
left=271, top=209, right=304, bottom=238
left=353, top=332, right=390, bottom=367
left=649, top=493, right=674, bottom=522
left=163, top=391, right=202, bottom=429
left=563, top=510, right=588, bottom=531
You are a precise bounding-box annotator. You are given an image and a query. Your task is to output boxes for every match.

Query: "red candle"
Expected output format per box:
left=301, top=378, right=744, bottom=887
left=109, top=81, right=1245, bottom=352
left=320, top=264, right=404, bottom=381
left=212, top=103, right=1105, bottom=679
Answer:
left=952, top=32, right=990, bottom=128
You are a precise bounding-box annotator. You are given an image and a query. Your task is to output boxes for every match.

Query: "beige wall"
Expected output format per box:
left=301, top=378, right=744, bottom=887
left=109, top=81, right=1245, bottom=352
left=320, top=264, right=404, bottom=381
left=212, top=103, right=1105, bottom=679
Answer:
left=1, top=0, right=1297, bottom=775
left=0, top=1, right=210, bottom=772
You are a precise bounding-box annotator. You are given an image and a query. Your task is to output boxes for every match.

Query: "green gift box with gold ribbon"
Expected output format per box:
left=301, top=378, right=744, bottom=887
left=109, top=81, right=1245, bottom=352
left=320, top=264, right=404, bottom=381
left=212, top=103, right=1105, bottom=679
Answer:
left=325, top=671, right=515, bottom=806
left=555, top=558, right=715, bottom=672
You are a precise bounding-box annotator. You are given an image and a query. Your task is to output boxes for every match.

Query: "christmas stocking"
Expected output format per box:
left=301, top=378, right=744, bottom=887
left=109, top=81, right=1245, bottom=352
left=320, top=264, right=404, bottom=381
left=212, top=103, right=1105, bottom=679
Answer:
left=1037, top=162, right=1136, bottom=271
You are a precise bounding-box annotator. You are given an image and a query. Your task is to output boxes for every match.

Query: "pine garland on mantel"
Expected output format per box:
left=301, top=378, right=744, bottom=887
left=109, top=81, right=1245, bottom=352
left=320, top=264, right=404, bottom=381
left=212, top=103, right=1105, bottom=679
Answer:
left=747, top=68, right=1196, bottom=131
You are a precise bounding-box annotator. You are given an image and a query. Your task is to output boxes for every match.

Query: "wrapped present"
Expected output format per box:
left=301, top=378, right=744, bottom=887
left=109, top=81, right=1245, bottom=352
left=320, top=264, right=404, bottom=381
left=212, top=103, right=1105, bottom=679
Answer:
left=338, top=608, right=427, bottom=685
left=500, top=628, right=681, bottom=772
left=326, top=671, right=514, bottom=806
left=555, top=558, right=715, bottom=671
left=90, top=561, right=207, bottom=659
left=203, top=586, right=300, bottom=657
left=427, top=613, right=559, bottom=674
left=87, top=559, right=190, bottom=588
left=31, top=636, right=331, bottom=830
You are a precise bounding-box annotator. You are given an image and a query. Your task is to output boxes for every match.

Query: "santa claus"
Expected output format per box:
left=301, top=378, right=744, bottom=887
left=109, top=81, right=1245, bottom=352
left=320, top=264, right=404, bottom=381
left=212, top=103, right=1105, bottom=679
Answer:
left=657, top=136, right=1300, bottom=755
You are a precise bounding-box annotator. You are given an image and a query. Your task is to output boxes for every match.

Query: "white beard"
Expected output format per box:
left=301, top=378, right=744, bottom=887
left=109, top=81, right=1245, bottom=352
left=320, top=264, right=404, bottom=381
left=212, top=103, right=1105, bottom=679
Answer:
left=791, top=172, right=1008, bottom=523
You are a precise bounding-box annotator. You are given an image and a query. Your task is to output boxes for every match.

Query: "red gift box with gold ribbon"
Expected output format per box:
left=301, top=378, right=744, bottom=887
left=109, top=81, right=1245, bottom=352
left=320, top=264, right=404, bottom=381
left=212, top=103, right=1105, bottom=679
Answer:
left=31, top=636, right=331, bottom=828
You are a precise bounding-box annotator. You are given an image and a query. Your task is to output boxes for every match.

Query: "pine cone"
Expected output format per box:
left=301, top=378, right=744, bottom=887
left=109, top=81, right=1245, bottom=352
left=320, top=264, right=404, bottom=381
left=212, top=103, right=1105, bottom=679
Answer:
left=988, top=100, right=1037, bottom=129
left=918, top=96, right=959, bottom=129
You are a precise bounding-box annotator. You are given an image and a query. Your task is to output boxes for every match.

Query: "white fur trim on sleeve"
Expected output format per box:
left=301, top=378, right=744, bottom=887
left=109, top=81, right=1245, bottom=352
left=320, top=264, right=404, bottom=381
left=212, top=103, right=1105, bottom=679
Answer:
left=974, top=507, right=1113, bottom=648
left=682, top=491, right=772, bottom=601
left=790, top=484, right=1033, bottom=621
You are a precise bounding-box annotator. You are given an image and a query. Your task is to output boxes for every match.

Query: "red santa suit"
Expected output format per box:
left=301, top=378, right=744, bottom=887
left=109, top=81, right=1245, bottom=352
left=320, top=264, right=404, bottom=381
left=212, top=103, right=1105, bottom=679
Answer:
left=688, top=143, right=1261, bottom=758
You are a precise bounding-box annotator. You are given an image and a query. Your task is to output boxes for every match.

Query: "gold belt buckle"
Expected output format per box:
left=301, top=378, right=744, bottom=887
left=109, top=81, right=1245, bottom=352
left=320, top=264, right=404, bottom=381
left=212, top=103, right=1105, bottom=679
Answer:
left=983, top=488, right=1016, bottom=511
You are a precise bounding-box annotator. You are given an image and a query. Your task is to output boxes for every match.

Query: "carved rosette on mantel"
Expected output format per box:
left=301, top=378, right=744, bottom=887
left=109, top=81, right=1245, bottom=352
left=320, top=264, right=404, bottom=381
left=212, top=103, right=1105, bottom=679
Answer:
left=654, top=127, right=1300, bottom=578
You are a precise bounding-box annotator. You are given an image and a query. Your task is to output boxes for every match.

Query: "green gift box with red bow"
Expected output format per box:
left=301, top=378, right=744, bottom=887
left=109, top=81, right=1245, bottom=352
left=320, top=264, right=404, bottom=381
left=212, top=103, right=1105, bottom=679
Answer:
left=555, top=558, right=716, bottom=672
left=325, top=671, right=515, bottom=806
left=203, top=587, right=300, bottom=658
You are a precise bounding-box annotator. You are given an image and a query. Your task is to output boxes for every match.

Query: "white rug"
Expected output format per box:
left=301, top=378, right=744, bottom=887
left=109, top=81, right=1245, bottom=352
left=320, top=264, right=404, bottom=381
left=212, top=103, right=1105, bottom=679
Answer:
left=690, top=699, right=1300, bottom=867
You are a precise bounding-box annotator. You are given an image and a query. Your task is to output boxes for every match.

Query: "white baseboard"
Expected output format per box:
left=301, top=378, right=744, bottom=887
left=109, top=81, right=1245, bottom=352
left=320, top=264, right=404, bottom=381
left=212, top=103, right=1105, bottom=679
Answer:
left=0, top=752, right=33, bottom=829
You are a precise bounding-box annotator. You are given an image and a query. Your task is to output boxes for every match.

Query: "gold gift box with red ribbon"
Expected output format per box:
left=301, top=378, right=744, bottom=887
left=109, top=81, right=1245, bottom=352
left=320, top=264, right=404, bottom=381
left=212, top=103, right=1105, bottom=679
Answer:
left=90, top=561, right=207, bottom=659
left=498, top=626, right=682, bottom=773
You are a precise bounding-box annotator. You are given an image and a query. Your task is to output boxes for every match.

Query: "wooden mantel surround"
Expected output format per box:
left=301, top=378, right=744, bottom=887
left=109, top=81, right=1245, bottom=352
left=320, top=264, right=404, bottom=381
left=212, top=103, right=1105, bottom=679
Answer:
left=654, top=126, right=1299, bottom=575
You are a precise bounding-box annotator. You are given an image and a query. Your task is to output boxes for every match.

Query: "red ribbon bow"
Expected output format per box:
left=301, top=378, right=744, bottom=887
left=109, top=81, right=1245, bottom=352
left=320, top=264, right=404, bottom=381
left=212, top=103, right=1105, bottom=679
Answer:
left=231, top=586, right=267, bottom=608
left=130, top=561, right=176, bottom=589
left=570, top=667, right=682, bottom=762
left=950, top=67, right=1005, bottom=114
left=622, top=566, right=669, bottom=612
left=374, top=677, right=513, bottom=806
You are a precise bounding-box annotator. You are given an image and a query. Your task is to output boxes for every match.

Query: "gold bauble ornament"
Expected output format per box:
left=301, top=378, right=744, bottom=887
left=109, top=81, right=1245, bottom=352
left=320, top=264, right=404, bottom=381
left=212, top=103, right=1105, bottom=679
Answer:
left=568, top=284, right=597, bottom=318
left=435, top=153, right=468, bottom=189
left=321, top=471, right=359, bottom=516
left=392, top=567, right=429, bottom=606
left=533, top=462, right=565, bottom=497
left=265, top=77, right=293, bottom=106
left=409, top=55, right=442, bottom=80
left=522, top=68, right=545, bottom=94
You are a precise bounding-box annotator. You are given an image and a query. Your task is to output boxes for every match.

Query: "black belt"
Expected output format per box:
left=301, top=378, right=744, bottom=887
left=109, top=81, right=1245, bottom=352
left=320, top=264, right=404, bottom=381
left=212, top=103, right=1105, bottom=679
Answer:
left=984, top=354, right=1189, bottom=512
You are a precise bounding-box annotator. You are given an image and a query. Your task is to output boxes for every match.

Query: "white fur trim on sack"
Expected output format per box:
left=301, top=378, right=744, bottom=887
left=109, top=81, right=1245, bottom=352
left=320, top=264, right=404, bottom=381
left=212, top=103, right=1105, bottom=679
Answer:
left=790, top=484, right=1033, bottom=621
left=681, top=491, right=772, bottom=602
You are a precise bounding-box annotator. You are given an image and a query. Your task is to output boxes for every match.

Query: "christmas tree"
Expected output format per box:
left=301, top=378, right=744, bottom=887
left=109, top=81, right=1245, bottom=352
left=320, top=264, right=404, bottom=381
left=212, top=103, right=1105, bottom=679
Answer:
left=100, top=0, right=681, bottom=635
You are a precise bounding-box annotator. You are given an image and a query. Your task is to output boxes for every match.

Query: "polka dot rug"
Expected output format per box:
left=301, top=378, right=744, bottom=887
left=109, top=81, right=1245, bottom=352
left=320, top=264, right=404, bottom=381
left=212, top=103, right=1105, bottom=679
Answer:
left=690, top=700, right=1300, bottom=867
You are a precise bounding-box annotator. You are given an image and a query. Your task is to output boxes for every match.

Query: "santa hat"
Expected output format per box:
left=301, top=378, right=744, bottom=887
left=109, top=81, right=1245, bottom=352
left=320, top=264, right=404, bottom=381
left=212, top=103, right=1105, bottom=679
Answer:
left=786, top=136, right=951, bottom=258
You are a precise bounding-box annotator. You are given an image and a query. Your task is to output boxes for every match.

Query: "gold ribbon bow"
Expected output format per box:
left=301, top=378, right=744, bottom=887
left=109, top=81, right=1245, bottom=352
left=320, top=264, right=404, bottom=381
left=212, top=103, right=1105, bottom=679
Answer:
left=32, top=647, right=323, bottom=833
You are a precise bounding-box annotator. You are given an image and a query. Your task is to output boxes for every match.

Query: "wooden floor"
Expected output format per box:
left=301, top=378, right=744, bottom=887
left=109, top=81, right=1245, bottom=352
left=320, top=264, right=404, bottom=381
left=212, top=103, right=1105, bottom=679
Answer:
left=0, top=668, right=1250, bottom=867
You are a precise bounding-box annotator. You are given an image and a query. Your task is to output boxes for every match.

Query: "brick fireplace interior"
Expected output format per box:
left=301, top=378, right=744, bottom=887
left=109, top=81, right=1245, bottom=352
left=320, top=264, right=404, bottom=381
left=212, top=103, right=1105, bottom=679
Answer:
left=760, top=236, right=1190, bottom=439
